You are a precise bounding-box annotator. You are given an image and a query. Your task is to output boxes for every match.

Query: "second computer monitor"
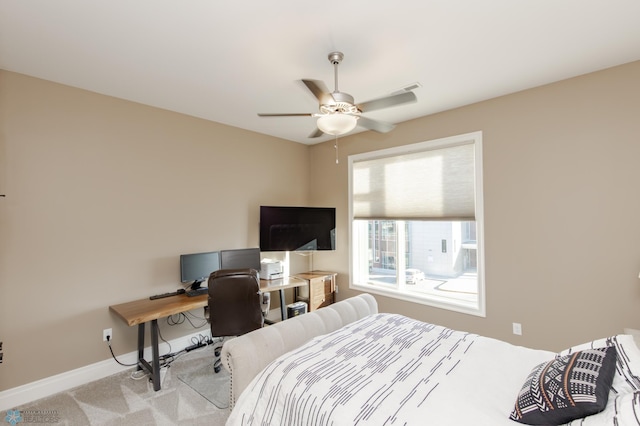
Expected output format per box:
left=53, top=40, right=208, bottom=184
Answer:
left=219, top=248, right=261, bottom=270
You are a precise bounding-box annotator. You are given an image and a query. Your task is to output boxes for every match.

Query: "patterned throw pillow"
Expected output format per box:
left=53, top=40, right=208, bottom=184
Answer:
left=510, top=346, right=617, bottom=425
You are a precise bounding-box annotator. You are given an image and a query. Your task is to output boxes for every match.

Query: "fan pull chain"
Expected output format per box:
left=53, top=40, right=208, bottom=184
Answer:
left=334, top=135, right=339, bottom=164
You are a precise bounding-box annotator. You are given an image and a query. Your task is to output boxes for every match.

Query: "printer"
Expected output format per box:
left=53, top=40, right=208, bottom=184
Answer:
left=259, top=259, right=284, bottom=280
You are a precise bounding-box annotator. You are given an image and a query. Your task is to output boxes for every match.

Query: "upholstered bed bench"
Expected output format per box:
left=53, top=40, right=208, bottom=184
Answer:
left=220, top=293, right=378, bottom=409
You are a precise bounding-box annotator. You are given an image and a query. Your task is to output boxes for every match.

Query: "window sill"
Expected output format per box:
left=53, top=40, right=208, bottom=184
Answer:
left=351, top=281, right=486, bottom=317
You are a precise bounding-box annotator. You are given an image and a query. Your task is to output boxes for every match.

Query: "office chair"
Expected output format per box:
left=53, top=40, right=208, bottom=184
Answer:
left=207, top=268, right=270, bottom=372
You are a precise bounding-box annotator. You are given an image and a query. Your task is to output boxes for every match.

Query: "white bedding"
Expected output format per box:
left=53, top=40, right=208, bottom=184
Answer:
left=227, top=313, right=640, bottom=426
left=228, top=313, right=549, bottom=425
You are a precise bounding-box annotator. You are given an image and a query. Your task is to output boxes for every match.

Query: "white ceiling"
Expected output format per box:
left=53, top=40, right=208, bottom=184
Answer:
left=2, top=1, right=640, bottom=145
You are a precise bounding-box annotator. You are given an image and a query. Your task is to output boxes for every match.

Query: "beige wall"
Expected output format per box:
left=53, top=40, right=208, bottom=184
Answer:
left=310, top=60, right=640, bottom=352
left=0, top=71, right=310, bottom=391
left=1, top=60, right=639, bottom=392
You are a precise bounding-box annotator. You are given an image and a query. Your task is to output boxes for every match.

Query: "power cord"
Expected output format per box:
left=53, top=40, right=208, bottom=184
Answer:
left=166, top=312, right=208, bottom=329
left=106, top=332, right=219, bottom=371
left=106, top=303, right=215, bottom=371
left=106, top=335, right=137, bottom=367
left=105, top=328, right=173, bottom=368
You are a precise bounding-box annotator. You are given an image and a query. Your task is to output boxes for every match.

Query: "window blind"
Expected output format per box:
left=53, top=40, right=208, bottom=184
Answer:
left=352, top=142, right=475, bottom=221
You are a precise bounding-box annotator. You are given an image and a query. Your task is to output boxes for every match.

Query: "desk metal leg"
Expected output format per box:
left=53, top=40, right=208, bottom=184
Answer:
left=279, top=289, right=287, bottom=321
left=136, top=320, right=162, bottom=391
left=150, top=319, right=161, bottom=391
left=136, top=323, right=145, bottom=372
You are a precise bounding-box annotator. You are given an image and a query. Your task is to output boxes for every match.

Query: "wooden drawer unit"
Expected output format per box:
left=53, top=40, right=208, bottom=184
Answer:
left=295, top=271, right=336, bottom=312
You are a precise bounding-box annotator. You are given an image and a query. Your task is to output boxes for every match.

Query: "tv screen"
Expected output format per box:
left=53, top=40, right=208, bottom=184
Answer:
left=260, top=206, right=336, bottom=252
left=179, top=251, right=221, bottom=286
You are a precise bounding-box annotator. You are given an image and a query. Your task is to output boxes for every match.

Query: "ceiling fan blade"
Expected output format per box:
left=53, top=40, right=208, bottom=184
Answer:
left=257, top=113, right=314, bottom=117
left=308, top=128, right=324, bottom=138
left=357, top=116, right=396, bottom=133
left=357, top=91, right=417, bottom=113
left=301, top=79, right=333, bottom=104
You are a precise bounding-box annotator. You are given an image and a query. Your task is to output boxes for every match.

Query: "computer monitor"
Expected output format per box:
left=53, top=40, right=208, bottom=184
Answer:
left=220, top=248, right=261, bottom=270
left=179, top=251, right=221, bottom=290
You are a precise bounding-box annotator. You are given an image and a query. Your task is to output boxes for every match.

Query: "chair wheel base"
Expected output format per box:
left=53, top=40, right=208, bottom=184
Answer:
left=214, top=357, right=222, bottom=373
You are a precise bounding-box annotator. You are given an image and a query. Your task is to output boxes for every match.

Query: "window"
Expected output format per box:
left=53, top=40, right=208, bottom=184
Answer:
left=348, top=132, right=485, bottom=316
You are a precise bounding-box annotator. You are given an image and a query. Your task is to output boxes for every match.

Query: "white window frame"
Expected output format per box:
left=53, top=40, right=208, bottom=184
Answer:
left=348, top=131, right=485, bottom=317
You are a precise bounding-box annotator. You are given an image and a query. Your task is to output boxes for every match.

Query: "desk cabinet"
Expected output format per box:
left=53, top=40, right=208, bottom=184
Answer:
left=295, top=271, right=336, bottom=312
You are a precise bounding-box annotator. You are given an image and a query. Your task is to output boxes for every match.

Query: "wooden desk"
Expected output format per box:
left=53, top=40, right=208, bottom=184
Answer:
left=260, top=276, right=308, bottom=320
left=294, top=271, right=337, bottom=311
left=109, top=293, right=208, bottom=391
left=109, top=277, right=308, bottom=391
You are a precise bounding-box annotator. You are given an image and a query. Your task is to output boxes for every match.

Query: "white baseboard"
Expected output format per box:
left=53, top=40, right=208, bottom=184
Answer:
left=0, top=330, right=212, bottom=411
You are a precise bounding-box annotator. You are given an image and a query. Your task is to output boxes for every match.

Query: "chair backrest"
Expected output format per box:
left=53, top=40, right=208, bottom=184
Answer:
left=208, top=268, right=263, bottom=337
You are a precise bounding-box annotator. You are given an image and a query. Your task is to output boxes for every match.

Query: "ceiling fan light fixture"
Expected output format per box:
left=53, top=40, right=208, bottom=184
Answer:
left=317, top=114, right=358, bottom=136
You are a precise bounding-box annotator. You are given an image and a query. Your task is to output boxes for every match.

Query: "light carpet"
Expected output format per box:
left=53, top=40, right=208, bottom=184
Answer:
left=11, top=344, right=230, bottom=425
left=178, top=359, right=229, bottom=409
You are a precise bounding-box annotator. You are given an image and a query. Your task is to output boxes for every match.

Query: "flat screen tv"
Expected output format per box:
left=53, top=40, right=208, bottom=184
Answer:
left=260, top=206, right=336, bottom=252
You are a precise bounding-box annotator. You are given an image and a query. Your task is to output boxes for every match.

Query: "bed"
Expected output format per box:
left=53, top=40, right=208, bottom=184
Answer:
left=221, top=294, right=640, bottom=425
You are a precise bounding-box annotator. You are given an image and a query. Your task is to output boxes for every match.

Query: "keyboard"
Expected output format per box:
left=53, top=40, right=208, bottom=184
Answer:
left=149, top=288, right=185, bottom=300
left=186, top=287, right=208, bottom=297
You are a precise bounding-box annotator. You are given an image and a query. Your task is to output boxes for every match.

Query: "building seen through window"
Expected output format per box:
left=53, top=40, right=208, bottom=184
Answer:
left=361, top=220, right=478, bottom=302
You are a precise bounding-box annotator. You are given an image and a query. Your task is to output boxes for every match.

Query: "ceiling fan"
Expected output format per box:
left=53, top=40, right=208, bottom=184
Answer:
left=258, top=51, right=417, bottom=138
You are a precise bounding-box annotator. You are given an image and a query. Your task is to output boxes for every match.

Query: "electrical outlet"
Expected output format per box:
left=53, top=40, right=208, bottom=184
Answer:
left=512, top=323, right=522, bottom=336
left=103, top=328, right=112, bottom=342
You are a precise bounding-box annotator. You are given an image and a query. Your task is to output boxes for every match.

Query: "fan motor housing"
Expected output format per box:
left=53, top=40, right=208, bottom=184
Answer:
left=257, top=51, right=416, bottom=136
left=322, top=91, right=359, bottom=114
